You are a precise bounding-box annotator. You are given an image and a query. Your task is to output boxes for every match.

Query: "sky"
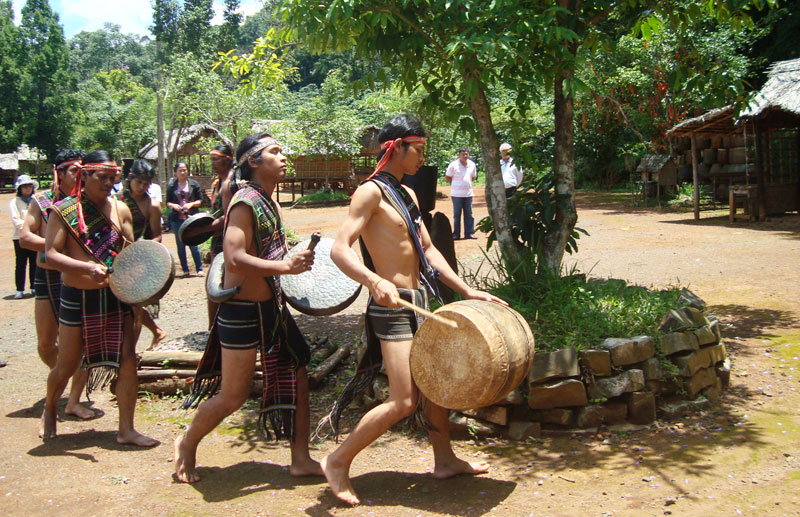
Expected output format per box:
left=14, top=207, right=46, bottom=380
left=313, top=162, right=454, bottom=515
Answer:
left=11, top=0, right=266, bottom=38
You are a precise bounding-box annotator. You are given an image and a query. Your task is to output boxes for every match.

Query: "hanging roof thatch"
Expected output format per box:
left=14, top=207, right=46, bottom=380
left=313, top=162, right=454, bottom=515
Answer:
left=666, top=105, right=737, bottom=137
left=636, top=154, right=674, bottom=173
left=741, top=58, right=800, bottom=119
left=0, top=145, right=45, bottom=170
left=138, top=124, right=233, bottom=161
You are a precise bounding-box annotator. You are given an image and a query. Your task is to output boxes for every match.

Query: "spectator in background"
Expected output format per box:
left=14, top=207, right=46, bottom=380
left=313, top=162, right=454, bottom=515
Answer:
left=500, top=142, right=523, bottom=198
left=445, top=147, right=478, bottom=240
left=165, top=161, right=204, bottom=277
left=10, top=175, right=39, bottom=298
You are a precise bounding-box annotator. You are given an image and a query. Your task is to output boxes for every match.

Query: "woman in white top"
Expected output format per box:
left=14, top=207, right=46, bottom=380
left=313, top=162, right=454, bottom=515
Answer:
left=9, top=175, right=39, bottom=298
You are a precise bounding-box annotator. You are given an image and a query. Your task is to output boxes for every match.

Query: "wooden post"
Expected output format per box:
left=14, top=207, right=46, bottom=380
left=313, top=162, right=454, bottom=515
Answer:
left=754, top=122, right=767, bottom=220
left=691, top=133, right=699, bottom=220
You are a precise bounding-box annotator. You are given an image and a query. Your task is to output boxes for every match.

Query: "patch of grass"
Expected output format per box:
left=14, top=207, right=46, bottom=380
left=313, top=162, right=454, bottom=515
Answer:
left=665, top=183, right=713, bottom=208
left=466, top=255, right=681, bottom=352
left=295, top=189, right=350, bottom=205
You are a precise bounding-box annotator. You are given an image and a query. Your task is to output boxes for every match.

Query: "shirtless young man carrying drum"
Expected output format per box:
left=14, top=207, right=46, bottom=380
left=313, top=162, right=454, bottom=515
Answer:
left=174, top=133, right=322, bottom=483
left=326, top=114, right=506, bottom=505
left=39, top=150, right=159, bottom=447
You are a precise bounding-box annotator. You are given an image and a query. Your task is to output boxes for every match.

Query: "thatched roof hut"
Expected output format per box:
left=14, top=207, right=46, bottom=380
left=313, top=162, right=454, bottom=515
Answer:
left=137, top=124, right=233, bottom=161
left=741, top=58, right=800, bottom=121
left=666, top=105, right=737, bottom=138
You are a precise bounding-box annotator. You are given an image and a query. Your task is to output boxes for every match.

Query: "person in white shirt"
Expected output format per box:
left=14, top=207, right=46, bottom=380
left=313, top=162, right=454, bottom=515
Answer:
left=500, top=142, right=523, bottom=198
left=445, top=148, right=478, bottom=240
left=10, top=175, right=39, bottom=298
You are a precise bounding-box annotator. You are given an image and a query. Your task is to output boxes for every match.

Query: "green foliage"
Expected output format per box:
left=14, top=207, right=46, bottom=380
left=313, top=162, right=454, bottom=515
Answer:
left=0, top=1, right=24, bottom=152
left=477, top=171, right=588, bottom=273
left=466, top=261, right=682, bottom=353
left=295, top=189, right=350, bottom=205
left=18, top=0, right=78, bottom=159
left=68, top=23, right=158, bottom=84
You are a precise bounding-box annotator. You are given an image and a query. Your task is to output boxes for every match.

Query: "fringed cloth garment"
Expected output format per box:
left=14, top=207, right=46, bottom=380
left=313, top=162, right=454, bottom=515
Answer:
left=183, top=181, right=310, bottom=441
left=50, top=195, right=129, bottom=393
left=315, top=171, right=442, bottom=441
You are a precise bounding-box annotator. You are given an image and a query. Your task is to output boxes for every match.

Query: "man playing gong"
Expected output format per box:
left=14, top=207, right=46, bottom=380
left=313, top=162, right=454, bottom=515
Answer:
left=39, top=150, right=159, bottom=447
left=21, top=149, right=96, bottom=420
left=325, top=114, right=505, bottom=505
left=174, top=133, right=322, bottom=483
left=205, top=143, right=235, bottom=327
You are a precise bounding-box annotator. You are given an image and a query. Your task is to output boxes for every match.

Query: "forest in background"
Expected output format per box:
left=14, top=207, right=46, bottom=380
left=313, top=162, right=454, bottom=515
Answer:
left=1, top=0, right=798, bottom=187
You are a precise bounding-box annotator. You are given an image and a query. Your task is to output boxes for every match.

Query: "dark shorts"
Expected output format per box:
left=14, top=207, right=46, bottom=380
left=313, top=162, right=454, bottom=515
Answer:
left=59, top=284, right=132, bottom=327
left=366, top=286, right=427, bottom=341
left=217, top=299, right=280, bottom=350
left=34, top=267, right=61, bottom=301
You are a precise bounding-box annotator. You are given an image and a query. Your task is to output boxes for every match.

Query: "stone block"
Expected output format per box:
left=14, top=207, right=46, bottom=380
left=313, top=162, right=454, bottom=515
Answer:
left=716, top=357, right=731, bottom=389
left=575, top=402, right=627, bottom=428
left=508, top=421, right=542, bottom=441
left=645, top=379, right=662, bottom=394
left=575, top=405, right=603, bottom=428
left=658, top=398, right=711, bottom=420
left=659, top=332, right=699, bottom=356
left=587, top=369, right=645, bottom=399
left=683, top=307, right=710, bottom=328
left=448, top=413, right=502, bottom=438
left=497, top=387, right=526, bottom=406
left=671, top=349, right=712, bottom=377
left=694, top=325, right=717, bottom=346
left=529, top=408, right=574, bottom=426
left=580, top=349, right=611, bottom=376
left=660, top=377, right=683, bottom=396
left=463, top=406, right=509, bottom=426
left=528, top=347, right=579, bottom=384
left=598, top=336, right=654, bottom=367
left=659, top=309, right=695, bottom=333
left=705, top=343, right=727, bottom=364
left=528, top=379, right=588, bottom=409
left=708, top=317, right=722, bottom=341
left=627, top=392, right=656, bottom=424
left=677, top=288, right=706, bottom=311
left=685, top=367, right=717, bottom=398
left=638, top=357, right=663, bottom=381
left=702, top=378, right=723, bottom=401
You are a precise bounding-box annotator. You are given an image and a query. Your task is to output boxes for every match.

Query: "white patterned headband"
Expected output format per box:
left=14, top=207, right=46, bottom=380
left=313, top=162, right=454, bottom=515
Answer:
left=237, top=138, right=277, bottom=166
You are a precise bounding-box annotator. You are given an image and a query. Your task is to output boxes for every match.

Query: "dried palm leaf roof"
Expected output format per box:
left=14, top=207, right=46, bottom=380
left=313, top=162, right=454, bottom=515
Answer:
left=741, top=57, right=800, bottom=119
left=666, top=105, right=737, bottom=137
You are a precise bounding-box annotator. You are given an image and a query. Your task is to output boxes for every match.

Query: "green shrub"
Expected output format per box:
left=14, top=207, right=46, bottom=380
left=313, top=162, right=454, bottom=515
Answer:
left=296, top=189, right=350, bottom=205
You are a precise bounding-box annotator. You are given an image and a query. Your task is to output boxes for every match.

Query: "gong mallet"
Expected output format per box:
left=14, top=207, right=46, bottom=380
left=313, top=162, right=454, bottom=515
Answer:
left=307, top=232, right=321, bottom=250
left=392, top=296, right=458, bottom=329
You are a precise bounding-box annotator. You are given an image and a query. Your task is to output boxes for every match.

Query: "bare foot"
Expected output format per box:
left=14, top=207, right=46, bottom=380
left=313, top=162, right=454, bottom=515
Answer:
left=289, top=457, right=324, bottom=477
left=39, top=410, right=57, bottom=440
left=65, top=403, right=101, bottom=420
left=433, top=457, right=490, bottom=480
left=147, top=327, right=167, bottom=350
left=320, top=455, right=359, bottom=505
left=117, top=429, right=160, bottom=447
left=174, top=435, right=200, bottom=483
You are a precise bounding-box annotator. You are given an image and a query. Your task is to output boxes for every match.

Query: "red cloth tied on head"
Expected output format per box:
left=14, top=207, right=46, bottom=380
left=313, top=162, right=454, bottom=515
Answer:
left=366, top=136, right=427, bottom=180
left=209, top=150, right=232, bottom=160
left=71, top=162, right=121, bottom=234
left=52, top=158, right=82, bottom=194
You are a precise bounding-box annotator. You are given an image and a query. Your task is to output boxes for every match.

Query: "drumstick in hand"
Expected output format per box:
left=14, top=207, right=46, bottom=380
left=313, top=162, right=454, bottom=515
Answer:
left=393, top=296, right=458, bottom=328
left=307, top=232, right=321, bottom=251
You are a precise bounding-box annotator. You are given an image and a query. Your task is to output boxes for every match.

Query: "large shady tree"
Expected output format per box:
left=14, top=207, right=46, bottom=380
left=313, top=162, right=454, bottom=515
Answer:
left=279, top=0, right=773, bottom=273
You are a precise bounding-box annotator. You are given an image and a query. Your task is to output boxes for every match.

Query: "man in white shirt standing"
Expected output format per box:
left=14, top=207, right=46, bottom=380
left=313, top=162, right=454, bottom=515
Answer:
left=445, top=147, right=478, bottom=240
left=500, top=142, right=523, bottom=198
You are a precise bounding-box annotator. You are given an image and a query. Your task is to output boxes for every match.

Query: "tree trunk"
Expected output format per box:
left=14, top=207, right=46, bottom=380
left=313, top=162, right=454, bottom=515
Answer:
left=466, top=72, right=521, bottom=268
left=156, top=42, right=167, bottom=200
left=541, top=60, right=579, bottom=274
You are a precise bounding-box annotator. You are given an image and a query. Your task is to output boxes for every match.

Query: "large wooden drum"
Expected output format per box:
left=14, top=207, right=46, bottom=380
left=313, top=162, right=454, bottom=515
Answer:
left=410, top=300, right=534, bottom=410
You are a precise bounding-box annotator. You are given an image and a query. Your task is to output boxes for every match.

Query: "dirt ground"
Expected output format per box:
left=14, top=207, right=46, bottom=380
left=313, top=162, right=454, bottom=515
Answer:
left=1, top=188, right=799, bottom=516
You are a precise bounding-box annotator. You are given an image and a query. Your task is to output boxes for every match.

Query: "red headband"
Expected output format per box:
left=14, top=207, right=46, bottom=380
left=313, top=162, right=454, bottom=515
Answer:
left=52, top=158, right=82, bottom=194
left=72, top=162, right=120, bottom=234
left=210, top=150, right=232, bottom=159
left=367, top=136, right=427, bottom=180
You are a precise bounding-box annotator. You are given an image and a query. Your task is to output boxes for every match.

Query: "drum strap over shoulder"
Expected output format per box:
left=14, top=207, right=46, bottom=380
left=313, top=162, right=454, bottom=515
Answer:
left=51, top=195, right=125, bottom=268
left=368, top=172, right=444, bottom=305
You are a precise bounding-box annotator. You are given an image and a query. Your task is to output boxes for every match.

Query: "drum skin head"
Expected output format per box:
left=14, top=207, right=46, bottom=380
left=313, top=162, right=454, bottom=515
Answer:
left=178, top=212, right=216, bottom=246
left=411, top=300, right=534, bottom=410
left=281, top=237, right=362, bottom=316
left=109, top=240, right=175, bottom=306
